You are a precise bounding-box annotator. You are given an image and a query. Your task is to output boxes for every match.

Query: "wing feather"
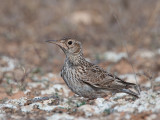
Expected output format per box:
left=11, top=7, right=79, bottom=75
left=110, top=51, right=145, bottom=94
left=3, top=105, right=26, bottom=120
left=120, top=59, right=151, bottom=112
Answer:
left=80, top=65, right=136, bottom=89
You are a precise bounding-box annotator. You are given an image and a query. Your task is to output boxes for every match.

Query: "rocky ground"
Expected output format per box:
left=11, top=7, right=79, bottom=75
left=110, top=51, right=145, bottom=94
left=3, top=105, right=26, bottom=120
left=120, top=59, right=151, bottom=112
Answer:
left=0, top=0, right=160, bottom=120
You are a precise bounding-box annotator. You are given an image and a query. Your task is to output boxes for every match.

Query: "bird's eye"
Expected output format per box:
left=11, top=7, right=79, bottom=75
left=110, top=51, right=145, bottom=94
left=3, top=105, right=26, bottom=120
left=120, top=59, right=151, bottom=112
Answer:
left=68, top=41, right=72, bottom=45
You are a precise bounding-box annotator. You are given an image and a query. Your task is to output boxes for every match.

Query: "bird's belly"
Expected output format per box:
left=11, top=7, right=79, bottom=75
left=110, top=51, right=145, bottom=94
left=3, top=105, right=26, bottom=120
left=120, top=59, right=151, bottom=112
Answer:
left=61, top=67, right=108, bottom=99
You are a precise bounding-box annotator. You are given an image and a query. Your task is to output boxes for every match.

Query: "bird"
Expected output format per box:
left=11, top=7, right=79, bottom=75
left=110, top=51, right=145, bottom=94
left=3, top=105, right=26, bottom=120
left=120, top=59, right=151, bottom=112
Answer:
left=46, top=38, right=139, bottom=99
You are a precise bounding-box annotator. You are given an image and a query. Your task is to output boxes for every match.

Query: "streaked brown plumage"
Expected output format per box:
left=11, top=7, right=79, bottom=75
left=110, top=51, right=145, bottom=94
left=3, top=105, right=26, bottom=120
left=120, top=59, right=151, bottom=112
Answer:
left=46, top=38, right=139, bottom=99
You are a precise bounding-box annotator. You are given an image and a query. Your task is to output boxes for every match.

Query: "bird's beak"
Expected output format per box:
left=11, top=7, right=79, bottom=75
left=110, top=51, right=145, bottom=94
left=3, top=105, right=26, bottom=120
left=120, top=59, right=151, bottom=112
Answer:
left=46, top=39, right=67, bottom=50
left=46, top=40, right=59, bottom=44
left=46, top=39, right=63, bottom=46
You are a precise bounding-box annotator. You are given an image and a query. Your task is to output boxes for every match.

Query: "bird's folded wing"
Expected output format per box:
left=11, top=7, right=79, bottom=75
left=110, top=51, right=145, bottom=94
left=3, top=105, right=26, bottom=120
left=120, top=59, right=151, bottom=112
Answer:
left=81, top=65, right=132, bottom=89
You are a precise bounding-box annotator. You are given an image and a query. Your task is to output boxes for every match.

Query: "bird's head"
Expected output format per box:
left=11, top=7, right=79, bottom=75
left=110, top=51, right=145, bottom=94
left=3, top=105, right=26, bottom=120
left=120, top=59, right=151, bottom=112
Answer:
left=46, top=38, right=82, bottom=56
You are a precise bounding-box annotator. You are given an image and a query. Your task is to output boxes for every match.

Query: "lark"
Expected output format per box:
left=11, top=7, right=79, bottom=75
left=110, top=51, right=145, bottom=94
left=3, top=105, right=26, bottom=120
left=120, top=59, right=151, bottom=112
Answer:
left=46, top=38, right=139, bottom=99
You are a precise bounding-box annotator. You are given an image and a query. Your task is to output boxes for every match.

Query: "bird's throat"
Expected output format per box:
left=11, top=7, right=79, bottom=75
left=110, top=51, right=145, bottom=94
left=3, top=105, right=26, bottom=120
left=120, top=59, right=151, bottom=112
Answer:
left=66, top=53, right=84, bottom=66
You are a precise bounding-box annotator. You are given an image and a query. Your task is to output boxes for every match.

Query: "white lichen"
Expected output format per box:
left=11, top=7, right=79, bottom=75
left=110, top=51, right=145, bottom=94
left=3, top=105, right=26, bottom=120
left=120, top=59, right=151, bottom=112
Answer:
left=103, top=51, right=127, bottom=62
left=0, top=56, right=16, bottom=72
left=114, top=90, right=160, bottom=113
left=47, top=113, right=74, bottom=120
left=41, top=84, right=70, bottom=97
left=155, top=76, right=160, bottom=82
left=135, top=49, right=155, bottom=58
left=28, top=82, right=46, bottom=89
left=119, top=74, right=140, bottom=84
left=21, top=98, right=64, bottom=112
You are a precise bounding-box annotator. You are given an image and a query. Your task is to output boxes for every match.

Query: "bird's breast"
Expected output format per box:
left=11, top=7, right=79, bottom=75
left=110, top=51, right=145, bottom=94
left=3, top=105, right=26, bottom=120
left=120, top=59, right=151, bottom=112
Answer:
left=61, top=65, right=89, bottom=94
left=61, top=65, right=80, bottom=90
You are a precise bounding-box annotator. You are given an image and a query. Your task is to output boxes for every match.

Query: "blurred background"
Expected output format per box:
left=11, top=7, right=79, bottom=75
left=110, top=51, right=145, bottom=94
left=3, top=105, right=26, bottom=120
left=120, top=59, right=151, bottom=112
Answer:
left=0, top=1, right=160, bottom=119
left=0, top=0, right=160, bottom=74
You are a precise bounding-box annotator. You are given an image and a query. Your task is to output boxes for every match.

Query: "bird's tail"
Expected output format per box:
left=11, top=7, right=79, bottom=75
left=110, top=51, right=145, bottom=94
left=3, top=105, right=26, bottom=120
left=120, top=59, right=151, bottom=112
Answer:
left=121, top=88, right=139, bottom=98
left=120, top=81, right=140, bottom=98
